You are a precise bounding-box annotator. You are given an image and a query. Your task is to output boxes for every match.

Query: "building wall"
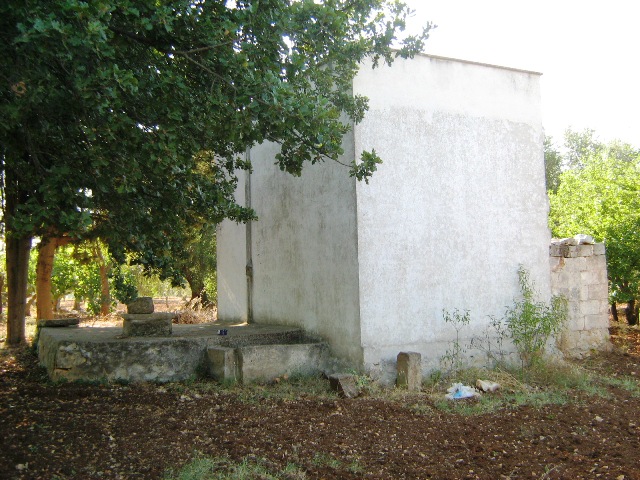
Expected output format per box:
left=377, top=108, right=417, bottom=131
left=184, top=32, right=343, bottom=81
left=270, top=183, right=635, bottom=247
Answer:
left=218, top=140, right=364, bottom=365
left=352, top=55, right=551, bottom=374
left=217, top=168, right=249, bottom=323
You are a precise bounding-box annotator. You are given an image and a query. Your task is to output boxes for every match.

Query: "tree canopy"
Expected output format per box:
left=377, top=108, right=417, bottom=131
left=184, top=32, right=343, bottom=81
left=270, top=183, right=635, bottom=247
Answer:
left=548, top=131, right=640, bottom=324
left=0, top=0, right=431, bottom=343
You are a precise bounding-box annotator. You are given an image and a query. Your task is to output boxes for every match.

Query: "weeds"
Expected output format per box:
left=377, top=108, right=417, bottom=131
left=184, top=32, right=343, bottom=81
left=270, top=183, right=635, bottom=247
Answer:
left=164, top=454, right=307, bottom=480
left=504, top=266, right=567, bottom=368
left=440, top=308, right=471, bottom=375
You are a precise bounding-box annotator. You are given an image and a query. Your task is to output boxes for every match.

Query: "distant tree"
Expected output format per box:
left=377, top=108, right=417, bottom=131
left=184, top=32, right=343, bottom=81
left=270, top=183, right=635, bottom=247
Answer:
left=549, top=147, right=640, bottom=325
left=544, top=135, right=562, bottom=193
left=1, top=0, right=432, bottom=344
left=563, top=128, right=604, bottom=170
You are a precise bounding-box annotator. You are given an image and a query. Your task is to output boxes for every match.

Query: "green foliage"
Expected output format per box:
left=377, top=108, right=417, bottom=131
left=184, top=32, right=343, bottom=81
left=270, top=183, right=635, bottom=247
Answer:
left=0, top=0, right=432, bottom=287
left=110, top=265, right=138, bottom=305
left=503, top=266, right=567, bottom=367
left=164, top=454, right=307, bottom=480
left=548, top=140, right=640, bottom=305
left=440, top=309, right=471, bottom=374
left=543, top=135, right=562, bottom=193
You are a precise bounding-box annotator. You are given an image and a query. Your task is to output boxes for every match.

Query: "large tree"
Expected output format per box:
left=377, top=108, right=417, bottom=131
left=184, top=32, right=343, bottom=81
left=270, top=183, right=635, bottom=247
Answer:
left=0, top=0, right=431, bottom=344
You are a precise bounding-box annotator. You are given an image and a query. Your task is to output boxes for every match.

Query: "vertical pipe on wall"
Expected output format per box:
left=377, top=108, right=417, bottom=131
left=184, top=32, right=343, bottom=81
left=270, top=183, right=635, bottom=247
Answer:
left=245, top=147, right=253, bottom=324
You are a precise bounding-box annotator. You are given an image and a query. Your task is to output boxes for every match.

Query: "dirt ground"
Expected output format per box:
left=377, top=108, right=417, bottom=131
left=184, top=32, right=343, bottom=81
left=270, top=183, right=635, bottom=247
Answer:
left=1, top=322, right=639, bottom=479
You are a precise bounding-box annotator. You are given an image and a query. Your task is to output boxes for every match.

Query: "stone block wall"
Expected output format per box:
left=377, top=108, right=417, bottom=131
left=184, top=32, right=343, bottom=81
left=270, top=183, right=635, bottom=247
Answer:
left=549, top=240, right=612, bottom=357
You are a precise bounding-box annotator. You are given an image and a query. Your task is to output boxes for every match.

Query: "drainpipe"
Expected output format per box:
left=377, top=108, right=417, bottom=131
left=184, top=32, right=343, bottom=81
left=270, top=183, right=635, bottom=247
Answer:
left=245, top=147, right=253, bottom=324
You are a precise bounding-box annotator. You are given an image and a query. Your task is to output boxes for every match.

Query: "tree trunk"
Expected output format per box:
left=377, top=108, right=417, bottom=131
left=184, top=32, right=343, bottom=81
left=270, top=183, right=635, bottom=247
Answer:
left=6, top=235, right=32, bottom=345
left=185, top=274, right=210, bottom=307
left=93, top=243, right=111, bottom=316
left=625, top=299, right=637, bottom=326
left=36, top=236, right=71, bottom=320
left=0, top=273, right=4, bottom=315
left=36, top=237, right=57, bottom=320
left=611, top=302, right=619, bottom=323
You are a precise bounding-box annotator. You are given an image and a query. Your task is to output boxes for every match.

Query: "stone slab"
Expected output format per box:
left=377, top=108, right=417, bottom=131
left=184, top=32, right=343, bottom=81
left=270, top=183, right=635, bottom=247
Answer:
left=237, top=343, right=329, bottom=382
left=122, top=313, right=175, bottom=337
left=37, top=318, right=80, bottom=328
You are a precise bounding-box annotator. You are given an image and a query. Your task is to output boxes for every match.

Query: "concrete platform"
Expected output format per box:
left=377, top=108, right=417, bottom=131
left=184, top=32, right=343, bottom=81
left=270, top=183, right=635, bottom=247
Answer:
left=38, top=323, right=330, bottom=383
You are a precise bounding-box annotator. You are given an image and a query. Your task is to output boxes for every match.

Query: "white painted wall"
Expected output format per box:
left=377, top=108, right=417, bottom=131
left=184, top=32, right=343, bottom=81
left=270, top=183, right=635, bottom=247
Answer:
left=353, top=55, right=551, bottom=374
left=218, top=54, right=551, bottom=375
left=217, top=169, right=249, bottom=323
left=218, top=139, right=364, bottom=364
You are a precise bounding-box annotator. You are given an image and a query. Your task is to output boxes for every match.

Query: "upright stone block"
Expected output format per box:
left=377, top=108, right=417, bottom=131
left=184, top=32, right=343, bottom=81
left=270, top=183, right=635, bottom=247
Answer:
left=396, top=351, right=422, bottom=391
left=328, top=374, right=360, bottom=398
left=207, top=347, right=238, bottom=382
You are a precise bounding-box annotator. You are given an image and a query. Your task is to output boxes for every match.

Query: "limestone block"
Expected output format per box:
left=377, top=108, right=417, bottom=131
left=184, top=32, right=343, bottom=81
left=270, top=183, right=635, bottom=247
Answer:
left=581, top=300, right=603, bottom=316
left=580, top=270, right=601, bottom=286
left=584, top=314, right=608, bottom=331
left=328, top=374, right=360, bottom=398
left=207, top=347, right=238, bottom=382
left=576, top=244, right=594, bottom=257
left=122, top=313, right=174, bottom=337
left=396, top=351, right=422, bottom=391
left=593, top=243, right=606, bottom=255
left=55, top=343, right=87, bottom=369
left=38, top=318, right=79, bottom=328
left=588, top=283, right=609, bottom=301
left=127, top=297, right=155, bottom=314
left=549, top=244, right=563, bottom=257
left=560, top=245, right=578, bottom=258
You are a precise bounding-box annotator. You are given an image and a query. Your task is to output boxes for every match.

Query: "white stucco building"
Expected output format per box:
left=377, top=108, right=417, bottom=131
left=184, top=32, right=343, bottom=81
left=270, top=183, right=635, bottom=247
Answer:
left=217, top=54, right=551, bottom=378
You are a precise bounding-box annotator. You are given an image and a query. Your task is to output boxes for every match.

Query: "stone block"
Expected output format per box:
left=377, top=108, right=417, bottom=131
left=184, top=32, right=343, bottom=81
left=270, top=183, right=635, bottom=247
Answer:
left=560, top=245, right=578, bottom=258
left=207, top=347, right=238, bottom=382
left=581, top=300, right=604, bottom=316
left=584, top=313, right=608, bottom=331
left=127, top=297, right=155, bottom=314
left=588, top=283, right=609, bottom=301
left=38, top=318, right=79, bottom=328
left=396, top=351, right=422, bottom=391
left=593, top=243, right=606, bottom=255
left=328, top=373, right=360, bottom=398
left=237, top=343, right=328, bottom=382
left=549, top=244, right=563, bottom=257
left=122, top=313, right=174, bottom=337
left=576, top=244, right=594, bottom=257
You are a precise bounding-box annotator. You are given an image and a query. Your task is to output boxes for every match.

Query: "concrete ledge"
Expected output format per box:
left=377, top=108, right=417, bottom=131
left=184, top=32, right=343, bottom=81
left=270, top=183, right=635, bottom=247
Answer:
left=37, top=324, right=331, bottom=384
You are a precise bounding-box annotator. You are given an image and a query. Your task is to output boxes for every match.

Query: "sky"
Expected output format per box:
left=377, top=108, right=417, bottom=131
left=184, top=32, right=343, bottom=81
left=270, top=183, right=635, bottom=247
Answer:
left=403, top=0, right=640, bottom=148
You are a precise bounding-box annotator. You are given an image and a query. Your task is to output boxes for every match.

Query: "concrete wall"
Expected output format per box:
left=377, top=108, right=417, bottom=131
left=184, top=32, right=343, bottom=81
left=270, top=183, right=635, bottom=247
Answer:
left=352, top=55, right=551, bottom=374
left=550, top=241, right=611, bottom=357
left=218, top=140, right=364, bottom=365
left=217, top=169, right=249, bottom=323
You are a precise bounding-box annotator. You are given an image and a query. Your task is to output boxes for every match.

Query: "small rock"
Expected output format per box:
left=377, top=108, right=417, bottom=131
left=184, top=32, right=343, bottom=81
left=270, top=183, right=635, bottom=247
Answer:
left=595, top=416, right=604, bottom=423
left=328, top=374, right=360, bottom=399
left=15, top=464, right=26, bottom=471
left=476, top=379, right=500, bottom=393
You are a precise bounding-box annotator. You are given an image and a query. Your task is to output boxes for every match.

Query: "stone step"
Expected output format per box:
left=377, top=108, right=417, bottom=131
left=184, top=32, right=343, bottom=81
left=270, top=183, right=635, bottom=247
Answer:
left=207, top=342, right=329, bottom=383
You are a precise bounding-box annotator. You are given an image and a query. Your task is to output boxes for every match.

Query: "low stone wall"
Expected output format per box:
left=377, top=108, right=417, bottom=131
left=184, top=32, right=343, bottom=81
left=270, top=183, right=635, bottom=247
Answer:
left=549, top=238, right=612, bottom=357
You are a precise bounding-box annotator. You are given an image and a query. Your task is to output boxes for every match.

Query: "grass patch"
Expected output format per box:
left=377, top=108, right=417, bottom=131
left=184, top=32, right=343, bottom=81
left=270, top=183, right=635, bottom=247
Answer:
left=164, top=455, right=306, bottom=480
left=418, top=361, right=619, bottom=415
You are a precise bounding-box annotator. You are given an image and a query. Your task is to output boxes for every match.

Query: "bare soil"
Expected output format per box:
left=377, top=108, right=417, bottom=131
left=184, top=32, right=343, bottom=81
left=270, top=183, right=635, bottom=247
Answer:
left=1, top=323, right=639, bottom=479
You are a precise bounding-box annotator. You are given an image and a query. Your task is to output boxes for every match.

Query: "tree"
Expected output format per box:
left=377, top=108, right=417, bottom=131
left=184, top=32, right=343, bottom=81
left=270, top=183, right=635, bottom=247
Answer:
left=543, top=135, right=562, bottom=193
left=549, top=146, right=640, bottom=325
left=1, top=0, right=431, bottom=344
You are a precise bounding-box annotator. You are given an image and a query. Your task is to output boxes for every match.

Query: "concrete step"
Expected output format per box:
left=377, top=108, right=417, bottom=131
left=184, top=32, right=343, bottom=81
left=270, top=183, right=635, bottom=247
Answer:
left=207, top=342, right=329, bottom=383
